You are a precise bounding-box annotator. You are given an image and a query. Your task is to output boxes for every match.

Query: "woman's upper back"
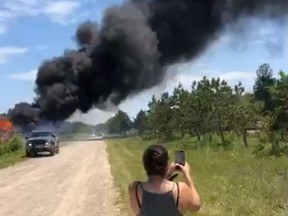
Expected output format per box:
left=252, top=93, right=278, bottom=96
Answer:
left=134, top=181, right=183, bottom=216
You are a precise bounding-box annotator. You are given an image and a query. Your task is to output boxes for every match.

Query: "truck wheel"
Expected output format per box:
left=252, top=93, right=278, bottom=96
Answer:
left=32, top=151, right=36, bottom=157
left=50, top=149, right=55, bottom=156
left=28, top=151, right=36, bottom=158
left=25, top=151, right=30, bottom=158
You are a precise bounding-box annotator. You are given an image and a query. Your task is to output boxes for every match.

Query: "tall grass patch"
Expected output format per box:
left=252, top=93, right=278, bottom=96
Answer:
left=0, top=135, right=25, bottom=169
left=107, top=137, right=288, bottom=216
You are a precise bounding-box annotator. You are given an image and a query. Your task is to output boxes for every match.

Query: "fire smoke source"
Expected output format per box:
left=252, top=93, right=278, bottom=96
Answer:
left=8, top=0, right=288, bottom=130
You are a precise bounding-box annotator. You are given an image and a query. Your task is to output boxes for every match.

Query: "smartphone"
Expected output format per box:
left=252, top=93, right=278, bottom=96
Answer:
left=175, top=150, right=185, bottom=166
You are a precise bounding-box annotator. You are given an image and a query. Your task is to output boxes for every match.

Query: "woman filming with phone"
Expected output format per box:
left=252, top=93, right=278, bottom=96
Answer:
left=128, top=144, right=201, bottom=216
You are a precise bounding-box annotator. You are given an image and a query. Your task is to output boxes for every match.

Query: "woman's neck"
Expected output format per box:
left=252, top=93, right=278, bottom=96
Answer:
left=147, top=175, right=167, bottom=183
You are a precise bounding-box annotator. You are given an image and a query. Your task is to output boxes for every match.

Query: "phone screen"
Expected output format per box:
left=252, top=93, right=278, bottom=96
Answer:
left=175, top=150, right=185, bottom=166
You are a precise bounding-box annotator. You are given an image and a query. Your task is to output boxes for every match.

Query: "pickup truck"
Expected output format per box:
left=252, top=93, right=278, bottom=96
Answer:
left=25, top=130, right=60, bottom=157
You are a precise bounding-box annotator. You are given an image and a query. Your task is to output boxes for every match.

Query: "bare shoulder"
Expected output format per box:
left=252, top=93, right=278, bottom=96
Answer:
left=128, top=180, right=141, bottom=192
left=177, top=181, right=189, bottom=190
left=128, top=180, right=143, bottom=214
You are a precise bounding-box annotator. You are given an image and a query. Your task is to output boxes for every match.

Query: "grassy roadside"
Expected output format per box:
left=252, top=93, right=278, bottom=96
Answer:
left=0, top=136, right=26, bottom=170
left=106, top=137, right=288, bottom=216
left=0, top=148, right=26, bottom=169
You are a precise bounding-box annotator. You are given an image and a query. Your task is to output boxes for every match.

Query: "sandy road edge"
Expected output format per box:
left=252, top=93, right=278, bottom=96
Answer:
left=104, top=142, right=125, bottom=216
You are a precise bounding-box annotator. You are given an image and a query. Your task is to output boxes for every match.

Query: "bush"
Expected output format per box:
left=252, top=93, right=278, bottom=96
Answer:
left=0, top=135, right=23, bottom=156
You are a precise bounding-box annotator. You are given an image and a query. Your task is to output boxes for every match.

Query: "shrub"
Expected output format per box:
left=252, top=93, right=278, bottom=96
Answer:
left=0, top=135, right=23, bottom=156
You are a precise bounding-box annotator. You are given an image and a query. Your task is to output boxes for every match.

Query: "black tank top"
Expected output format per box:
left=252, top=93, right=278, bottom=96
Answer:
left=136, top=182, right=183, bottom=216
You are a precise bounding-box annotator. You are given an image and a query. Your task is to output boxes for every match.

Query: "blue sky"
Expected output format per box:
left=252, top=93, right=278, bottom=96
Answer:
left=0, top=0, right=287, bottom=124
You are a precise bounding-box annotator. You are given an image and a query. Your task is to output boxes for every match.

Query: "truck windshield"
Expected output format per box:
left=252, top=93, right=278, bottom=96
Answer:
left=30, top=131, right=51, bottom=137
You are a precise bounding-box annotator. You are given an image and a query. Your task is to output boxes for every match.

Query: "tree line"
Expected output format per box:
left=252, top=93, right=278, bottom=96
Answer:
left=97, top=63, right=288, bottom=156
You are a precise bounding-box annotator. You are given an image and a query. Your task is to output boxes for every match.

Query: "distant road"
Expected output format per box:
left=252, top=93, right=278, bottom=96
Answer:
left=0, top=140, right=118, bottom=216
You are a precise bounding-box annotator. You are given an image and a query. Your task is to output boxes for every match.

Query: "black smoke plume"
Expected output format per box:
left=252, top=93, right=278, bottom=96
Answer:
left=8, top=0, right=288, bottom=130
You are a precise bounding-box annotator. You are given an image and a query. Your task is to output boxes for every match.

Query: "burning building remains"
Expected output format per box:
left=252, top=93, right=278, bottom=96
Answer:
left=7, top=0, right=288, bottom=131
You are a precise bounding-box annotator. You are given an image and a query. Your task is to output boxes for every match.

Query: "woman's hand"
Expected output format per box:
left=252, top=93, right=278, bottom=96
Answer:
left=178, top=162, right=191, bottom=177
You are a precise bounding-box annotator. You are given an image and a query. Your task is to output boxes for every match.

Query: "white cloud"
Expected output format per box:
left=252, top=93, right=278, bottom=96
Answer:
left=218, top=71, right=256, bottom=81
left=166, top=71, right=255, bottom=91
left=0, top=0, right=85, bottom=33
left=45, top=1, right=80, bottom=24
left=35, top=45, right=48, bottom=50
left=46, top=1, right=78, bottom=14
left=10, top=69, right=37, bottom=81
left=68, top=109, right=115, bottom=125
left=212, top=18, right=285, bottom=58
left=0, top=46, right=28, bottom=63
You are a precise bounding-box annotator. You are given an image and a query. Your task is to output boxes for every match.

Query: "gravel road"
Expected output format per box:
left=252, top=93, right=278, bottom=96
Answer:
left=0, top=140, right=118, bottom=216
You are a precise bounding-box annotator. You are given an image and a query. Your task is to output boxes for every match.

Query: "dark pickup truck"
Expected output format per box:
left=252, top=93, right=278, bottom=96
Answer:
left=25, top=130, right=60, bottom=157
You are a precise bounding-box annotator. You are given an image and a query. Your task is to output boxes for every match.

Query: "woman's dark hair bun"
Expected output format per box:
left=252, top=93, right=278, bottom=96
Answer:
left=142, top=144, right=169, bottom=177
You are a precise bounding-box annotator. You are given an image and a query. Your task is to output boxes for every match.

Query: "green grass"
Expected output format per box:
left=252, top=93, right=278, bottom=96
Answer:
left=0, top=148, right=26, bottom=169
left=106, top=137, right=288, bottom=216
left=0, top=135, right=26, bottom=169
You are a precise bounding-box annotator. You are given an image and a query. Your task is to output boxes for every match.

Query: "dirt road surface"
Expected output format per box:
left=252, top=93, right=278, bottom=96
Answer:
left=0, top=140, right=118, bottom=216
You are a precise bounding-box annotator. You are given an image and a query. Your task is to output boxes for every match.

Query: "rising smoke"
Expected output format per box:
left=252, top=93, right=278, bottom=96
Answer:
left=8, top=0, right=288, bottom=130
